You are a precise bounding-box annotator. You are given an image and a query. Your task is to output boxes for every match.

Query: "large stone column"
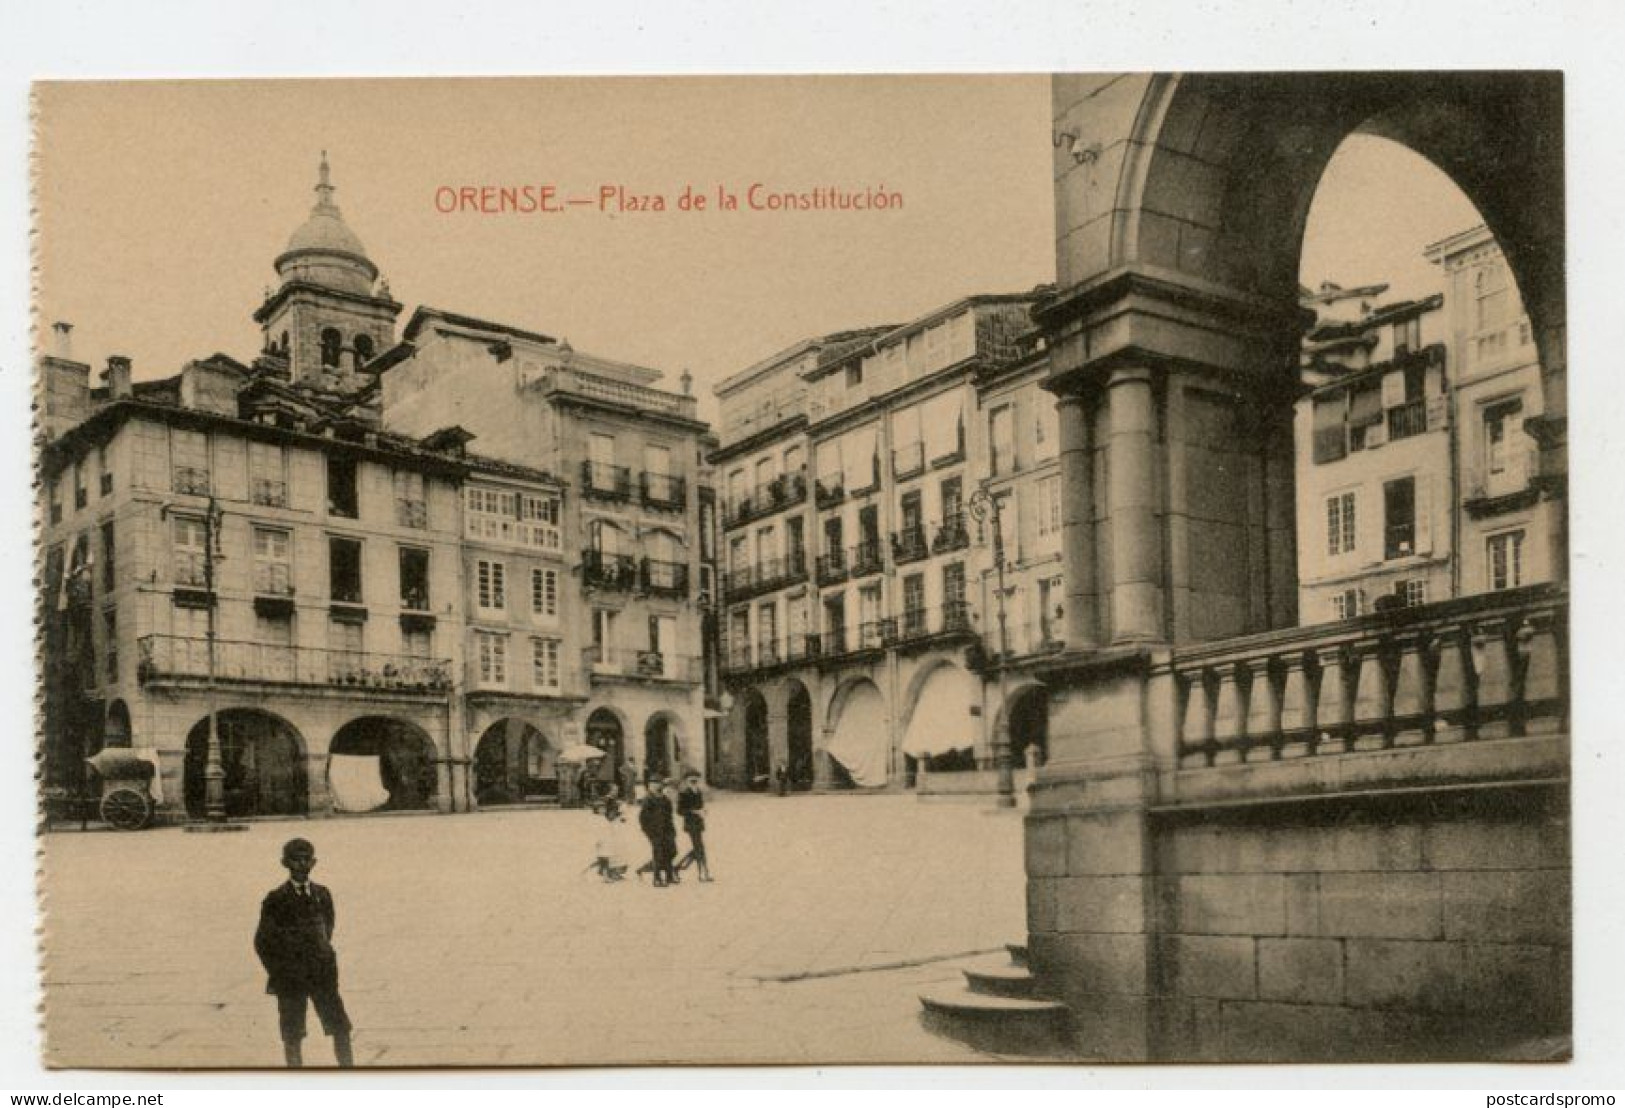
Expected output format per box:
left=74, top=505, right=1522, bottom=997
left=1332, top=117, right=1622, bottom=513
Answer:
left=1056, top=392, right=1098, bottom=648
left=1106, top=368, right=1162, bottom=643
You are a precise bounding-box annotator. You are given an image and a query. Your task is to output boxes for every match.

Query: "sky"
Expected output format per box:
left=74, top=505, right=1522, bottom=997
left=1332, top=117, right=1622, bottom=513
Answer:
left=35, top=79, right=1485, bottom=426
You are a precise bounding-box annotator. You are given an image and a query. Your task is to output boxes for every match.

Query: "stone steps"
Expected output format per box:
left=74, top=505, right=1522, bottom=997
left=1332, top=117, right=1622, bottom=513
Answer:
left=917, top=943, right=1080, bottom=1058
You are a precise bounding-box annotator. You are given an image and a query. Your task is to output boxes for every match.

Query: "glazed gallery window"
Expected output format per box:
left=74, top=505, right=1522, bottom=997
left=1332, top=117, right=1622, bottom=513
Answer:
left=253, top=527, right=293, bottom=596
left=1331, top=588, right=1363, bottom=621
left=328, top=536, right=363, bottom=604
left=1488, top=530, right=1525, bottom=591
left=531, top=637, right=561, bottom=691
left=1326, top=492, right=1357, bottom=557
left=531, top=567, right=558, bottom=619
left=476, top=630, right=508, bottom=686
left=476, top=559, right=507, bottom=613
left=518, top=493, right=562, bottom=551
left=466, top=487, right=516, bottom=543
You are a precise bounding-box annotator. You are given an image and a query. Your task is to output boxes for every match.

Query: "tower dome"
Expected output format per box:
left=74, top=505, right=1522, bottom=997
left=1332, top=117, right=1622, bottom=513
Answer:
left=273, top=152, right=377, bottom=295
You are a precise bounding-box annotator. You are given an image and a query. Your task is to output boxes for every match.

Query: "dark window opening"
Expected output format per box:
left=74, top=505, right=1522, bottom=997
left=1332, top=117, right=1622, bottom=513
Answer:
left=399, top=547, right=430, bottom=610
left=354, top=334, right=376, bottom=367
left=1383, top=476, right=1416, bottom=560
left=330, top=537, right=364, bottom=604
left=320, top=328, right=343, bottom=368
left=327, top=455, right=358, bottom=518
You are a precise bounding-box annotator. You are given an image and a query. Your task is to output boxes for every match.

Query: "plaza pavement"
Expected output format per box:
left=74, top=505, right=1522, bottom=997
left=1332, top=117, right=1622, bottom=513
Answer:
left=39, top=792, right=1027, bottom=1069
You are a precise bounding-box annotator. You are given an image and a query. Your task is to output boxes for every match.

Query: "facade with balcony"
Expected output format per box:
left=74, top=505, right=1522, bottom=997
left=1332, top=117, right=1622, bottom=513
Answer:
left=38, top=351, right=470, bottom=824
left=379, top=306, right=712, bottom=785
left=710, top=293, right=1058, bottom=794
left=1294, top=232, right=1559, bottom=629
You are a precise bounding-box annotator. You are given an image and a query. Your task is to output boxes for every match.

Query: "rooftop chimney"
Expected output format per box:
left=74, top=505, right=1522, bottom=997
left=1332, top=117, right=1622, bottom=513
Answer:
left=680, top=369, right=693, bottom=396
left=51, top=321, right=74, bottom=361
left=105, top=356, right=132, bottom=400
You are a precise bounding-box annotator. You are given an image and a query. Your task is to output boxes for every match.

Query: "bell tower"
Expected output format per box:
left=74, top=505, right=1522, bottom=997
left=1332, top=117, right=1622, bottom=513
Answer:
left=253, top=153, right=402, bottom=386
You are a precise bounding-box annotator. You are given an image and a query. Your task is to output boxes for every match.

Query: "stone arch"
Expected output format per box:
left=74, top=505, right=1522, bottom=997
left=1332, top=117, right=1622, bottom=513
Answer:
left=103, top=699, right=132, bottom=748
left=328, top=715, right=439, bottom=812
left=899, top=660, right=981, bottom=776
left=472, top=717, right=557, bottom=806
left=824, top=676, right=888, bottom=788
left=584, top=704, right=630, bottom=774
left=183, top=708, right=307, bottom=819
left=728, top=688, right=771, bottom=790
left=783, top=678, right=814, bottom=791
left=998, top=681, right=1051, bottom=770
left=643, top=710, right=687, bottom=781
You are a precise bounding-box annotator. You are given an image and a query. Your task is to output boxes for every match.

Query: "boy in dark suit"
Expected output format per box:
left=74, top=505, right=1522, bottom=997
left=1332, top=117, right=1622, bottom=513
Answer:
left=254, top=838, right=355, bottom=1068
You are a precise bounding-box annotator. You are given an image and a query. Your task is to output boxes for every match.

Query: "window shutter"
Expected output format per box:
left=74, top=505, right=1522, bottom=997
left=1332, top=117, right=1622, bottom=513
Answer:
left=1381, top=370, right=1406, bottom=410
left=1414, top=475, right=1433, bottom=554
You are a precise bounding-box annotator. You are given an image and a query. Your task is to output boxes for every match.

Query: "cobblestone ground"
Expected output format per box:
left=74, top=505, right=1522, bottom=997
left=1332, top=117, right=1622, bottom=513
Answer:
left=40, top=793, right=1026, bottom=1069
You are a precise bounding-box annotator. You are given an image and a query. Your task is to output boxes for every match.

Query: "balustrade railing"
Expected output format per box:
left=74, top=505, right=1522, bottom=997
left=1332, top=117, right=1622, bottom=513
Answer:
left=581, top=461, right=633, bottom=501
left=172, top=466, right=211, bottom=496
left=253, top=478, right=289, bottom=508
left=1172, top=584, right=1566, bottom=769
left=586, top=647, right=702, bottom=683
left=137, top=634, right=452, bottom=692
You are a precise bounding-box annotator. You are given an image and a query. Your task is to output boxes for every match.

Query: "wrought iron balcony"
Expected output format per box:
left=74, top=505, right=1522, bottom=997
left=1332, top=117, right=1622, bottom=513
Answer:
left=932, top=514, right=970, bottom=555
left=723, top=552, right=808, bottom=600
left=253, top=478, right=289, bottom=508
left=396, top=497, right=428, bottom=529
left=850, top=538, right=884, bottom=578
left=725, top=472, right=808, bottom=528
left=815, top=550, right=848, bottom=585
left=814, top=477, right=845, bottom=509
left=137, top=634, right=452, bottom=693
left=641, top=557, right=690, bottom=597
left=641, top=472, right=688, bottom=511
left=585, top=646, right=702, bottom=683
left=172, top=466, right=211, bottom=496
left=1386, top=399, right=1429, bottom=441
left=583, top=549, right=639, bottom=590
left=897, top=601, right=978, bottom=649
left=892, top=524, right=928, bottom=565
left=581, top=461, right=633, bottom=502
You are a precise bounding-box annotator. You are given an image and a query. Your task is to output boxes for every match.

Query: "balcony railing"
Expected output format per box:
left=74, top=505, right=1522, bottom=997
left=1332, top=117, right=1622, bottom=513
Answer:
left=586, top=647, right=703, bottom=683
left=898, top=601, right=978, bottom=647
left=252, top=478, right=289, bottom=508
left=892, top=524, right=928, bottom=565
left=172, top=466, right=210, bottom=495
left=723, top=552, right=808, bottom=600
left=850, top=538, right=884, bottom=577
left=1386, top=399, right=1429, bottom=441
left=815, top=550, right=848, bottom=585
left=137, top=634, right=452, bottom=693
left=641, top=557, right=690, bottom=597
left=725, top=472, right=808, bottom=528
left=583, top=549, right=639, bottom=590
left=396, top=497, right=427, bottom=529
left=815, top=477, right=845, bottom=509
left=581, top=461, right=633, bottom=502
left=1172, top=583, right=1565, bottom=768
left=641, top=472, right=688, bottom=511
left=932, top=514, right=970, bottom=555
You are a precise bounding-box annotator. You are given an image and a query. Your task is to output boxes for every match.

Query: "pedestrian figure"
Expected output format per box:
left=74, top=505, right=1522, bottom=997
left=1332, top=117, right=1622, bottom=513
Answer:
left=675, top=771, right=713, bottom=882
left=254, top=838, right=354, bottom=1069
left=636, top=779, right=679, bottom=886
left=587, top=799, right=630, bottom=882
left=775, top=761, right=789, bottom=797
left=619, top=757, right=639, bottom=804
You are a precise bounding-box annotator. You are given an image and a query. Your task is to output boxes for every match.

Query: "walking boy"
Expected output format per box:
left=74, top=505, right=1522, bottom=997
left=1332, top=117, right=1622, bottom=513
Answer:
left=254, top=838, right=355, bottom=1068
left=675, top=771, right=713, bottom=882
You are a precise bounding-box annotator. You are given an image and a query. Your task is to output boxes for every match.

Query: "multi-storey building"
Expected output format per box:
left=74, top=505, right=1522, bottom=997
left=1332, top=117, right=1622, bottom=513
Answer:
left=378, top=308, right=712, bottom=786
left=1294, top=283, right=1453, bottom=621
left=1294, top=229, right=1559, bottom=625
left=1426, top=225, right=1562, bottom=597
left=38, top=350, right=468, bottom=821
left=38, top=155, right=715, bottom=823
left=711, top=293, right=1056, bottom=793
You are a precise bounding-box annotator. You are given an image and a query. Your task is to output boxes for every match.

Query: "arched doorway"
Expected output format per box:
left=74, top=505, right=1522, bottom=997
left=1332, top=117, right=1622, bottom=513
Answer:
left=328, top=717, right=439, bottom=812
left=825, top=678, right=888, bottom=787
left=643, top=711, right=684, bottom=782
left=1006, top=684, right=1049, bottom=770
left=184, top=709, right=306, bottom=818
left=585, top=707, right=626, bottom=787
left=785, top=680, right=813, bottom=791
left=104, top=700, right=132, bottom=749
left=473, top=719, right=556, bottom=806
left=739, top=690, right=770, bottom=790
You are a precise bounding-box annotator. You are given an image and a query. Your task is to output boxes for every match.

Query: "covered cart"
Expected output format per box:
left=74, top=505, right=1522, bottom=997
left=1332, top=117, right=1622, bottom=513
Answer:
left=84, top=748, right=159, bottom=831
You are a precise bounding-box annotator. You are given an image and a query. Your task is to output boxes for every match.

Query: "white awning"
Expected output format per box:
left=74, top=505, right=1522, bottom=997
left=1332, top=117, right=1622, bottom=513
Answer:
left=921, top=389, right=964, bottom=462
left=328, top=753, right=390, bottom=812
left=826, top=681, right=889, bottom=787
left=842, top=423, right=879, bottom=491
left=901, top=665, right=981, bottom=757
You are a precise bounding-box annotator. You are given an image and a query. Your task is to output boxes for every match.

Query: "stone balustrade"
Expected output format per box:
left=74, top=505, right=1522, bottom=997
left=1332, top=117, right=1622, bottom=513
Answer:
left=1172, top=583, right=1566, bottom=769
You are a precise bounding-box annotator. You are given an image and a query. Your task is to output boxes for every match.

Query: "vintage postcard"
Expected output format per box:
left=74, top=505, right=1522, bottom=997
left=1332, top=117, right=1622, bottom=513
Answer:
left=32, top=72, right=1570, bottom=1069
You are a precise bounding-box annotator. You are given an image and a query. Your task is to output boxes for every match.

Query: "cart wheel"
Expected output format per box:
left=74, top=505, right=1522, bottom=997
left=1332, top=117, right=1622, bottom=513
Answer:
left=100, top=788, right=152, bottom=831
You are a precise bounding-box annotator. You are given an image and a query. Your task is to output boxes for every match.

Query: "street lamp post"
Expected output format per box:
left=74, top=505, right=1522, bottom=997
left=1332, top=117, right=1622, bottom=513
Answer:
left=202, top=495, right=227, bottom=823
left=967, top=485, right=1017, bottom=810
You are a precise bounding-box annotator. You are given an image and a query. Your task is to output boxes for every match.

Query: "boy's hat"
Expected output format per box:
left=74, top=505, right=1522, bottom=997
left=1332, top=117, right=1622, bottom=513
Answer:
left=282, top=837, right=315, bottom=861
